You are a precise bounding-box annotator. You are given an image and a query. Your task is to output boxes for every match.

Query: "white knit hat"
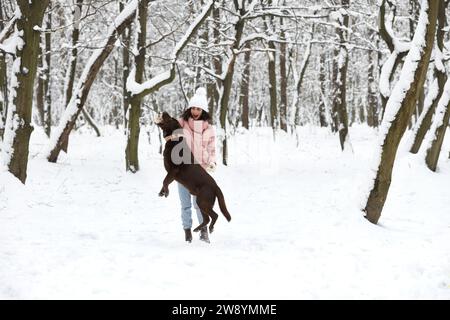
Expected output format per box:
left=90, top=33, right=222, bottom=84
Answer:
left=188, top=87, right=208, bottom=112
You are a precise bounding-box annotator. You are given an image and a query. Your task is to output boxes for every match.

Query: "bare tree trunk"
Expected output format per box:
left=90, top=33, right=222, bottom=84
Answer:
left=279, top=17, right=287, bottom=132
left=333, top=0, right=350, bottom=150
left=423, top=1, right=450, bottom=171
left=409, top=0, right=422, bottom=127
left=1, top=0, right=49, bottom=183
left=36, top=40, right=46, bottom=127
left=208, top=5, right=222, bottom=124
left=265, top=0, right=277, bottom=132
left=292, top=37, right=312, bottom=126
left=61, top=0, right=82, bottom=152
left=318, top=53, right=327, bottom=127
left=111, top=56, right=120, bottom=129
left=268, top=40, right=277, bottom=130
left=196, top=0, right=208, bottom=89
left=363, top=0, right=438, bottom=224
left=125, top=0, right=147, bottom=173
left=219, top=8, right=245, bottom=165
left=423, top=77, right=450, bottom=171
left=81, top=107, right=101, bottom=137
left=120, top=1, right=131, bottom=134
left=239, top=42, right=250, bottom=130
left=0, top=50, right=6, bottom=140
left=44, top=2, right=52, bottom=137
left=409, top=0, right=447, bottom=154
left=367, top=52, right=378, bottom=127
left=331, top=47, right=339, bottom=133
left=0, top=4, right=8, bottom=141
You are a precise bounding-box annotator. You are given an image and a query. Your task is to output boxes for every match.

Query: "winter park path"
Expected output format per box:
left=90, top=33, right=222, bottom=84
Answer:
left=1, top=126, right=449, bottom=299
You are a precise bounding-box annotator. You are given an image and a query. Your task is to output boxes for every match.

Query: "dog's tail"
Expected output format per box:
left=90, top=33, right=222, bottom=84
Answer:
left=216, top=187, right=231, bottom=222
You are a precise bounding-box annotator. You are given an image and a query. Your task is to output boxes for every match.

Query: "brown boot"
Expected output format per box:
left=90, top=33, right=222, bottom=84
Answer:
left=184, top=229, right=192, bottom=243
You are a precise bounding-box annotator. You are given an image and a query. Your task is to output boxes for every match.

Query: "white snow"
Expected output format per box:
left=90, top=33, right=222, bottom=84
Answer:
left=0, top=57, right=21, bottom=169
left=434, top=45, right=445, bottom=73
left=126, top=68, right=172, bottom=96
left=0, top=25, right=24, bottom=55
left=0, top=124, right=449, bottom=299
left=379, top=52, right=397, bottom=98
left=329, top=10, right=343, bottom=24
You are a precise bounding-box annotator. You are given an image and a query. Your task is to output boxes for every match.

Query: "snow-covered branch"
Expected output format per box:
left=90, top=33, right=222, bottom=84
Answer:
left=0, top=9, right=22, bottom=55
left=378, top=0, right=410, bottom=54
left=0, top=14, right=18, bottom=45
left=126, top=0, right=215, bottom=99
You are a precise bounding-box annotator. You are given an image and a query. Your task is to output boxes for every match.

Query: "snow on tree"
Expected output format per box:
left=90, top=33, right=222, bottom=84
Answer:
left=45, top=0, right=140, bottom=163
left=0, top=1, right=49, bottom=183
left=362, top=0, right=439, bottom=224
left=407, top=0, right=448, bottom=154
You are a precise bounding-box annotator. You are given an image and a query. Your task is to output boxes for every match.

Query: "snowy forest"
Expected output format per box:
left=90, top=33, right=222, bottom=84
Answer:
left=0, top=0, right=449, bottom=299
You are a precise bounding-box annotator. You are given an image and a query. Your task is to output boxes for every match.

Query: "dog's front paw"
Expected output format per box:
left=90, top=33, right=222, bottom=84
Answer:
left=158, top=187, right=169, bottom=197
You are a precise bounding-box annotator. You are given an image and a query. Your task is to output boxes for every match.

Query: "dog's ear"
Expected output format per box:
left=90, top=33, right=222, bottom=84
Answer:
left=162, top=112, right=171, bottom=120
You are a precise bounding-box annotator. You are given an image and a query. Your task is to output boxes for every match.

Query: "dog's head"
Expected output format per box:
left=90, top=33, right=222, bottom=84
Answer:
left=155, top=112, right=181, bottom=138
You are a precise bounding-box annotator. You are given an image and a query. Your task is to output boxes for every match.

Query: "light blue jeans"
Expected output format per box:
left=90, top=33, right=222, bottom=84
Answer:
left=177, top=182, right=203, bottom=230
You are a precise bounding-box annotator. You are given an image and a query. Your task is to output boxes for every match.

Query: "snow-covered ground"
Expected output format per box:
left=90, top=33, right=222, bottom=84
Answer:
left=1, top=124, right=449, bottom=299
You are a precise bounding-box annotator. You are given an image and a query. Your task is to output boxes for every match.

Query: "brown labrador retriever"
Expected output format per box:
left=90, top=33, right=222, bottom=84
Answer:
left=155, top=111, right=231, bottom=233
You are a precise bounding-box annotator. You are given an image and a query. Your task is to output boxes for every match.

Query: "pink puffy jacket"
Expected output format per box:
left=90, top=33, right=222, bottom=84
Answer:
left=178, top=117, right=216, bottom=168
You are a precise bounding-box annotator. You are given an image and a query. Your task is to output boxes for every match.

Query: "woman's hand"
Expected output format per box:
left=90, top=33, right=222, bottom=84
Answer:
left=206, top=162, right=216, bottom=173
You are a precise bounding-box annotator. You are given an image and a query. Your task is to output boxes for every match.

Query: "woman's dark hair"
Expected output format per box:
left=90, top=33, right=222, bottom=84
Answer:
left=181, top=107, right=211, bottom=122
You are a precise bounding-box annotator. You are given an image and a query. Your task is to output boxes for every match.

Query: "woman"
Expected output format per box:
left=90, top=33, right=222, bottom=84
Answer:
left=174, top=87, right=216, bottom=243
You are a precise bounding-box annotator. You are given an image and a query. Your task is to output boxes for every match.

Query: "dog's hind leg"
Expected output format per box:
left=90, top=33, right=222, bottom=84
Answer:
left=193, top=211, right=210, bottom=232
left=208, top=209, right=219, bottom=233
left=193, top=199, right=208, bottom=232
